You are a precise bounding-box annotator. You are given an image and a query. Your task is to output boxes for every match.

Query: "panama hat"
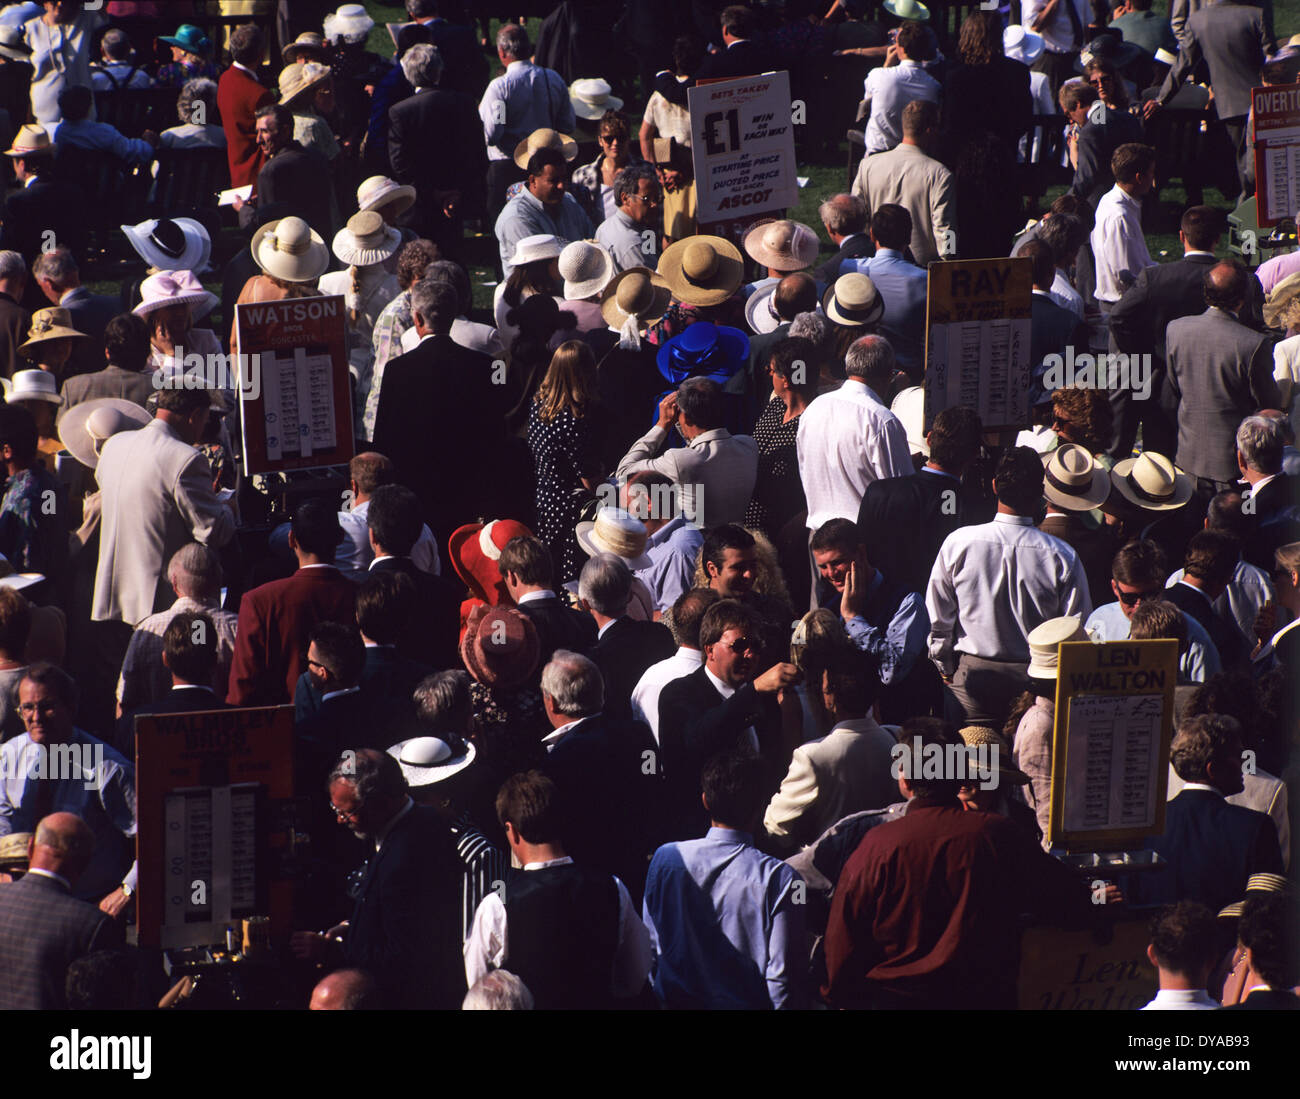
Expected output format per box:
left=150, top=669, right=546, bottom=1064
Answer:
left=0, top=24, right=31, bottom=64
left=58, top=398, right=152, bottom=470
left=575, top=508, right=652, bottom=569
left=743, top=219, right=820, bottom=272
left=569, top=78, right=624, bottom=120
left=600, top=266, right=672, bottom=330
left=883, top=0, right=929, bottom=20
left=1111, top=451, right=1193, bottom=512
left=251, top=216, right=330, bottom=282
left=282, top=30, right=328, bottom=64
left=18, top=308, right=87, bottom=355
left=4, top=124, right=49, bottom=158
left=513, top=127, right=579, bottom=170
left=558, top=239, right=615, bottom=300
left=460, top=604, right=540, bottom=690
left=279, top=61, right=332, bottom=107
left=655, top=321, right=749, bottom=386
left=1003, top=25, right=1044, bottom=65
left=658, top=235, right=744, bottom=307
left=822, top=272, right=884, bottom=327
left=1218, top=873, right=1289, bottom=920
left=891, top=385, right=929, bottom=456
left=332, top=211, right=402, bottom=267
left=449, top=519, right=534, bottom=604
left=1026, top=615, right=1087, bottom=680
left=1043, top=443, right=1110, bottom=511
left=958, top=726, right=1030, bottom=785
left=122, top=217, right=212, bottom=274
left=132, top=270, right=217, bottom=322
left=387, top=735, right=476, bottom=787
left=323, top=4, right=375, bottom=43
left=357, top=175, right=417, bottom=221
left=510, top=233, right=563, bottom=269
left=7, top=369, right=60, bottom=405
left=160, top=24, right=212, bottom=56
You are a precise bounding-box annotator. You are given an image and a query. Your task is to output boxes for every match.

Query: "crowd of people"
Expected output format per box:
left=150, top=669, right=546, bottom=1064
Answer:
left=0, top=0, right=1292, bottom=1015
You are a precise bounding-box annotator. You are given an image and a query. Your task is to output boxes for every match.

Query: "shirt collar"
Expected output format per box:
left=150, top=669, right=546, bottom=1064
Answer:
left=704, top=666, right=735, bottom=699
left=1180, top=782, right=1224, bottom=797
left=922, top=465, right=959, bottom=481
left=705, top=825, right=752, bottom=843
left=232, top=61, right=258, bottom=78
left=515, top=589, right=556, bottom=605
left=542, top=715, right=594, bottom=749
left=1250, top=473, right=1279, bottom=495
left=647, top=513, right=686, bottom=546
left=676, top=646, right=704, bottom=663
left=993, top=512, right=1035, bottom=526
left=523, top=855, right=573, bottom=869
left=842, top=378, right=885, bottom=404
left=25, top=867, right=71, bottom=890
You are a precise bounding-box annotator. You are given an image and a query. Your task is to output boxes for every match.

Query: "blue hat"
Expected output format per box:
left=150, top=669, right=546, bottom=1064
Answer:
left=161, top=25, right=213, bottom=57
left=656, top=322, right=749, bottom=386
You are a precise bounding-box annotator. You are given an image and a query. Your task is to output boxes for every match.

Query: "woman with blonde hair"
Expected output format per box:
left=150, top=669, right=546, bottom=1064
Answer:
left=527, top=340, right=605, bottom=583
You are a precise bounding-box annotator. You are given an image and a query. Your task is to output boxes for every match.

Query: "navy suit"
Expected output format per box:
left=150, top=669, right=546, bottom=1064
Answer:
left=368, top=555, right=462, bottom=671
left=116, top=685, right=228, bottom=758
left=590, top=616, right=676, bottom=722
left=813, top=232, right=872, bottom=286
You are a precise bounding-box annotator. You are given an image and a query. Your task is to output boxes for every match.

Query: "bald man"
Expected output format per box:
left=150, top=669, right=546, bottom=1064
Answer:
left=0, top=813, right=123, bottom=1009
left=309, top=967, right=379, bottom=1010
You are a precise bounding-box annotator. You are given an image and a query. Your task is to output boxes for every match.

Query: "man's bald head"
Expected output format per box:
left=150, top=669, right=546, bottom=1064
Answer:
left=30, top=813, right=95, bottom=882
left=1204, top=260, right=1250, bottom=311
left=309, top=968, right=379, bottom=1010
left=817, top=194, right=866, bottom=239
left=773, top=273, right=817, bottom=321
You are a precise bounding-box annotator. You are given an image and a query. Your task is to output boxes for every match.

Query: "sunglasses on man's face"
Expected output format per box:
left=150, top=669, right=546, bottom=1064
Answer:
left=721, top=637, right=756, bottom=655
left=1116, top=587, right=1160, bottom=606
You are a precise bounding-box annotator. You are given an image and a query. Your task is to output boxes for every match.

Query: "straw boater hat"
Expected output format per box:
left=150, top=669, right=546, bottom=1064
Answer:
left=0, top=25, right=31, bottom=64
left=18, top=308, right=87, bottom=356
left=282, top=30, right=328, bottom=64
left=1026, top=615, right=1087, bottom=680
left=1043, top=443, right=1110, bottom=511
left=958, top=726, right=1030, bottom=785
left=122, top=217, right=212, bottom=274
left=575, top=508, right=653, bottom=570
left=569, top=78, right=624, bottom=120
left=510, top=234, right=563, bottom=269
left=1003, top=25, right=1044, bottom=65
left=323, top=3, right=375, bottom=43
left=558, top=240, right=615, bottom=300
left=460, top=604, right=540, bottom=690
left=743, top=219, right=820, bottom=272
left=657, top=235, right=744, bottom=307
left=601, top=267, right=672, bottom=331
left=449, top=519, right=534, bottom=604
left=279, top=61, right=332, bottom=107
left=58, top=398, right=151, bottom=469
left=387, top=735, right=476, bottom=787
left=251, top=216, right=330, bottom=282
left=1111, top=451, right=1193, bottom=512
left=883, top=0, right=929, bottom=20
left=891, top=386, right=930, bottom=457
left=514, top=127, right=580, bottom=171
left=822, top=272, right=884, bottom=327
left=132, top=270, right=217, bottom=322
left=4, top=124, right=50, bottom=158
left=7, top=369, right=60, bottom=405
left=332, top=211, right=402, bottom=268
left=1217, top=873, right=1289, bottom=920
left=357, top=175, right=416, bottom=221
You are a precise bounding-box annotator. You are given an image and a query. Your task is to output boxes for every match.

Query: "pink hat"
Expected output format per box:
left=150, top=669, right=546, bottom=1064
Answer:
left=132, top=270, right=217, bottom=322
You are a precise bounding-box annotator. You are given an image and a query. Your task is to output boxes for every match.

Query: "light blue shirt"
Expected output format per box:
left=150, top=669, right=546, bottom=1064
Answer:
left=840, top=248, right=927, bottom=374
left=642, top=827, right=806, bottom=1009
left=494, top=188, right=593, bottom=277
left=478, top=59, right=575, bottom=162
left=595, top=208, right=657, bottom=273
left=843, top=568, right=929, bottom=685
left=1085, top=600, right=1221, bottom=683
left=635, top=514, right=703, bottom=614
left=52, top=117, right=154, bottom=165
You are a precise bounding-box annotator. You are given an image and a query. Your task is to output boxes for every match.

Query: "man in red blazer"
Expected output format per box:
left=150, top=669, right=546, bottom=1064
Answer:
left=228, top=499, right=356, bottom=706
left=217, top=23, right=273, bottom=189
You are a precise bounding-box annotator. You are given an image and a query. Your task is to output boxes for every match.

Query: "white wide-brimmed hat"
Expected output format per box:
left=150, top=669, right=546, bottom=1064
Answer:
left=510, top=233, right=563, bottom=269
left=744, top=282, right=786, bottom=334
left=558, top=240, right=615, bottom=300
left=743, top=219, right=820, bottom=272
left=883, top=0, right=929, bottom=19
left=1043, top=443, right=1110, bottom=511
left=600, top=266, right=672, bottom=330
left=1003, top=25, right=1045, bottom=65
left=1026, top=615, right=1087, bottom=680
left=891, top=385, right=929, bottom=456
left=575, top=507, right=652, bottom=569
left=569, top=78, right=624, bottom=120
left=132, top=270, right=217, bottom=322
left=7, top=369, right=60, bottom=406
left=251, top=216, right=330, bottom=283
left=657, top=235, right=744, bottom=307
left=513, top=127, right=579, bottom=170
left=323, top=3, right=375, bottom=44
left=1111, top=451, right=1194, bottom=512
left=822, top=272, right=884, bottom=327
left=122, top=217, right=212, bottom=274
left=58, top=398, right=152, bottom=470
left=332, top=210, right=402, bottom=267
left=357, top=174, right=416, bottom=221
left=387, top=735, right=476, bottom=788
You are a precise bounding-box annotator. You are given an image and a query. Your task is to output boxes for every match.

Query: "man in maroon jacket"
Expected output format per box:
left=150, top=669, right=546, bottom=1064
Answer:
left=216, top=23, right=273, bottom=189
left=227, top=499, right=355, bottom=706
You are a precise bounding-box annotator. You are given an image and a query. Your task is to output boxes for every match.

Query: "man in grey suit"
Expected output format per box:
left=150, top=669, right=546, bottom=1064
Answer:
left=1150, top=0, right=1273, bottom=197
left=58, top=313, right=154, bottom=418
left=0, top=813, right=123, bottom=1009
left=32, top=247, right=119, bottom=380
left=1167, top=261, right=1280, bottom=501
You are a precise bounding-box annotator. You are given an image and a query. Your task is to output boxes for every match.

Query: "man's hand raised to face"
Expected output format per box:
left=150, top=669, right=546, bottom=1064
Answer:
left=754, top=662, right=800, bottom=694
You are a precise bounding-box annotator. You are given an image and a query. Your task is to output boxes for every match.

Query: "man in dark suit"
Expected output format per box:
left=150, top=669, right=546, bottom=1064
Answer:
left=59, top=313, right=153, bottom=414
left=857, top=405, right=991, bottom=594
left=0, top=250, right=28, bottom=378
left=372, top=280, right=506, bottom=544
left=813, top=194, right=872, bottom=286
left=694, top=5, right=774, bottom=80
left=579, top=554, right=675, bottom=722
left=499, top=534, right=595, bottom=664
left=1167, top=261, right=1280, bottom=499
left=251, top=104, right=334, bottom=236
left=0, top=130, right=88, bottom=282
left=291, top=749, right=465, bottom=1009
left=228, top=500, right=357, bottom=706
left=1164, top=531, right=1253, bottom=670
left=657, top=599, right=800, bottom=840
left=217, top=23, right=273, bottom=190
left=32, top=247, right=118, bottom=379
left=1222, top=894, right=1300, bottom=1010
left=0, top=813, right=123, bottom=1009
left=406, top=0, right=489, bottom=98
left=1237, top=414, right=1300, bottom=571
left=388, top=42, right=486, bottom=256
left=1024, top=239, right=1087, bottom=384
left=1069, top=88, right=1144, bottom=206
left=294, top=623, right=378, bottom=798
left=366, top=484, right=462, bottom=670
left=1145, top=714, right=1284, bottom=914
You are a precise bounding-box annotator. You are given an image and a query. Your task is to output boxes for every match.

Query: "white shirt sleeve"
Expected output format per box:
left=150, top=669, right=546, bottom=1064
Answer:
left=463, top=891, right=507, bottom=990
left=925, top=541, right=958, bottom=676
left=611, top=876, right=653, bottom=998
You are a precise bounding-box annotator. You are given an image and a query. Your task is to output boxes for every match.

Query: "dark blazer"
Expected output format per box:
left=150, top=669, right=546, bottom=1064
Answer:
left=1223, top=988, right=1300, bottom=1010
left=941, top=57, right=1032, bottom=160
left=1069, top=103, right=1144, bottom=205
left=1146, top=788, right=1284, bottom=914
left=590, top=616, right=677, bottom=721
left=0, top=175, right=89, bottom=265
left=0, top=872, right=123, bottom=1009
left=295, top=688, right=373, bottom=789
left=59, top=363, right=154, bottom=414
left=857, top=467, right=992, bottom=594
left=228, top=566, right=357, bottom=706
left=293, top=646, right=431, bottom=733
left=695, top=38, right=776, bottom=81
left=217, top=65, right=272, bottom=188
left=1245, top=474, right=1300, bottom=571
left=117, top=685, right=229, bottom=758
left=368, top=555, right=462, bottom=671
left=59, top=286, right=120, bottom=378
left=388, top=87, right=487, bottom=235
left=422, top=17, right=489, bottom=98
left=518, top=593, right=597, bottom=664
left=372, top=334, right=507, bottom=543
left=1164, top=580, right=1251, bottom=670
left=814, top=233, right=873, bottom=286
left=1031, top=291, right=1086, bottom=370
left=255, top=141, right=334, bottom=237
left=0, top=291, right=28, bottom=379
left=342, top=803, right=465, bottom=1009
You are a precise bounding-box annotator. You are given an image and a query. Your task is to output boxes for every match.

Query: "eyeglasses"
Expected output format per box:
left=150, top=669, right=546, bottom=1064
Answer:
left=722, top=637, right=756, bottom=655
left=629, top=193, right=661, bottom=206
left=1116, top=587, right=1160, bottom=606
left=328, top=799, right=361, bottom=823
left=18, top=701, right=60, bottom=717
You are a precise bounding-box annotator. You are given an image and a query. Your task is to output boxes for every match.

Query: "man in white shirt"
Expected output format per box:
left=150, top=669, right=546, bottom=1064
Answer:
left=1024, top=0, right=1091, bottom=95
left=631, top=588, right=718, bottom=743
left=860, top=23, right=941, bottom=156
left=1139, top=900, right=1222, bottom=1009
left=1091, top=142, right=1157, bottom=311
left=927, top=447, right=1091, bottom=725
left=1036, top=212, right=1087, bottom=319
